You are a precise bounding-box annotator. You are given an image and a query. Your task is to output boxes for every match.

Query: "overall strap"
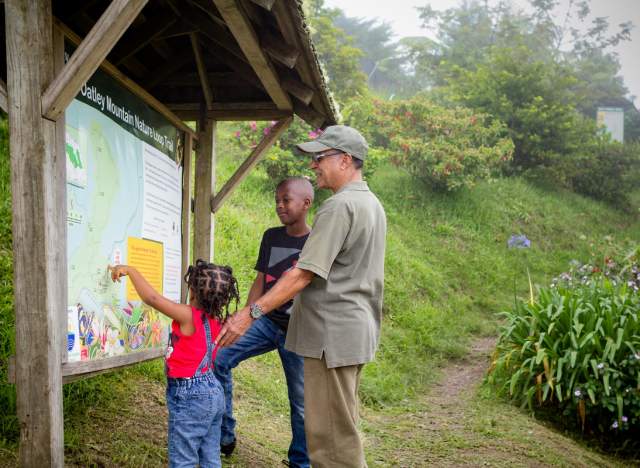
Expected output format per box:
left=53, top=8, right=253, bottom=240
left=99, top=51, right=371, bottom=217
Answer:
left=194, top=313, right=216, bottom=375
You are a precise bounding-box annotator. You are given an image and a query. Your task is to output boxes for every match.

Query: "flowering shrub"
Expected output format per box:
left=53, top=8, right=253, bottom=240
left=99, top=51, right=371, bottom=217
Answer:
left=344, top=95, right=514, bottom=191
left=490, top=252, right=640, bottom=444
left=231, top=117, right=382, bottom=183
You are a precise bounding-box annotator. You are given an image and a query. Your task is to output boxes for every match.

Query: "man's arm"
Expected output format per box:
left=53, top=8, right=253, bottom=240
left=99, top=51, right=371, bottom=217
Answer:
left=246, top=272, right=265, bottom=306
left=216, top=267, right=314, bottom=347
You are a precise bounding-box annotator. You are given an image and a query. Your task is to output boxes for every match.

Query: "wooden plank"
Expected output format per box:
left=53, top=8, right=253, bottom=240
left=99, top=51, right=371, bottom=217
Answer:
left=262, top=32, right=299, bottom=69
left=168, top=101, right=291, bottom=121
left=190, top=33, right=214, bottom=110
left=282, top=76, right=314, bottom=105
left=42, top=0, right=149, bottom=121
left=193, top=118, right=216, bottom=261
left=173, top=108, right=291, bottom=121
left=6, top=0, right=65, bottom=464
left=213, top=0, right=292, bottom=110
left=293, top=99, right=325, bottom=129
left=271, top=0, right=334, bottom=124
left=0, top=79, right=7, bottom=113
left=249, top=0, right=275, bottom=10
left=181, top=134, right=194, bottom=302
left=211, top=117, right=292, bottom=213
left=55, top=19, right=198, bottom=140
left=61, top=348, right=165, bottom=381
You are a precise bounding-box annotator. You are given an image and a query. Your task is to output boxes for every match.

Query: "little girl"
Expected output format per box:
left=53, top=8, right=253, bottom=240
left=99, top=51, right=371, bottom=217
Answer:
left=109, top=259, right=240, bottom=467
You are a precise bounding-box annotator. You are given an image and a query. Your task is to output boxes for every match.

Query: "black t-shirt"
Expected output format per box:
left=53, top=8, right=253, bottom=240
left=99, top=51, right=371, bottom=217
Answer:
left=255, top=226, right=309, bottom=331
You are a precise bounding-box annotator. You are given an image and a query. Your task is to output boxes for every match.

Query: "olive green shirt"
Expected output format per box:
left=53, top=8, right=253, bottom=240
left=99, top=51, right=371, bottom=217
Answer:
left=285, top=181, right=387, bottom=368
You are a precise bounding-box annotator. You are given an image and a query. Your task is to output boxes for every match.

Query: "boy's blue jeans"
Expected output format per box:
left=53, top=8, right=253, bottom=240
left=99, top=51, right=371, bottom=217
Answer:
left=166, top=372, right=225, bottom=468
left=214, top=316, right=309, bottom=468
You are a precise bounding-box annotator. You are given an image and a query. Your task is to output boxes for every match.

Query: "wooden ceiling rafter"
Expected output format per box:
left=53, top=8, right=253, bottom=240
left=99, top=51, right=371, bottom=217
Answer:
left=190, top=32, right=214, bottom=110
left=271, top=0, right=327, bottom=124
left=213, top=0, right=292, bottom=111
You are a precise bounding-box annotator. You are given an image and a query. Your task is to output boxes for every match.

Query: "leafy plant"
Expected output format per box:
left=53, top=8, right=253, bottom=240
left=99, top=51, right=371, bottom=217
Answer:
left=345, top=95, right=514, bottom=191
left=490, top=253, right=640, bottom=444
left=231, top=117, right=382, bottom=184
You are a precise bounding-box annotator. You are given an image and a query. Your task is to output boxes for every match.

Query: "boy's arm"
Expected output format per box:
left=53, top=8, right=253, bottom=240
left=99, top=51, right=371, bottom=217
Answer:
left=216, top=267, right=313, bottom=347
left=109, top=265, right=191, bottom=325
left=245, top=272, right=265, bottom=307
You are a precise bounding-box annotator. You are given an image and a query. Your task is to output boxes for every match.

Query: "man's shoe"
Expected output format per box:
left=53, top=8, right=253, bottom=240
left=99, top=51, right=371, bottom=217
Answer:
left=221, top=438, right=236, bottom=456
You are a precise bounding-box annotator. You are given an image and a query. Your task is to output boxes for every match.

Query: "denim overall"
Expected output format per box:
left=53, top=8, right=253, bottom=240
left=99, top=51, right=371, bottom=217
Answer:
left=166, top=315, right=225, bottom=468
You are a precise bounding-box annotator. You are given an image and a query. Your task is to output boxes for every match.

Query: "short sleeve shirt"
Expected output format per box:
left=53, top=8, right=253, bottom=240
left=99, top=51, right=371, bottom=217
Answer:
left=284, top=181, right=387, bottom=368
left=255, top=226, right=309, bottom=330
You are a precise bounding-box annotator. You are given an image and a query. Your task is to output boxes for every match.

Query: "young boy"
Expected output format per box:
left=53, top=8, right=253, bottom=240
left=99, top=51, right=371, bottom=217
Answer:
left=214, top=177, right=314, bottom=468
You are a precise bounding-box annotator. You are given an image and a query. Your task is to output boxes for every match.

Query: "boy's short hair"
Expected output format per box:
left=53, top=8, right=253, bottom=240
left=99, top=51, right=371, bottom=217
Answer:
left=277, top=177, right=314, bottom=202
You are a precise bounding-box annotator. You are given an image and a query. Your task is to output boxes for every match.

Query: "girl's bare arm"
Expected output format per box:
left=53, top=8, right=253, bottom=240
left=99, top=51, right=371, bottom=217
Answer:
left=109, top=265, right=191, bottom=326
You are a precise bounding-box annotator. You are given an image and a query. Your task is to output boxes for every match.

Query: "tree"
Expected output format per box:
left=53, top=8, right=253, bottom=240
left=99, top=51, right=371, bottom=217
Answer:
left=304, top=0, right=367, bottom=105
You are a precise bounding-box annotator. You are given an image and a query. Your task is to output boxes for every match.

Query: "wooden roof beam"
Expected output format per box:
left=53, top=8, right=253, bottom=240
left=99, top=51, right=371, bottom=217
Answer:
left=168, top=102, right=290, bottom=121
left=54, top=18, right=197, bottom=139
left=190, top=33, right=214, bottom=110
left=213, top=0, right=292, bottom=110
left=293, top=99, right=325, bottom=129
left=271, top=0, right=329, bottom=122
left=42, top=0, right=149, bottom=121
left=262, top=32, right=299, bottom=69
left=282, top=76, right=314, bottom=105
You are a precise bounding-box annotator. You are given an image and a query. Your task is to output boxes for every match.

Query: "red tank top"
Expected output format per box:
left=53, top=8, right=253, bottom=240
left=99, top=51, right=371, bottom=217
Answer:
left=165, top=306, right=222, bottom=378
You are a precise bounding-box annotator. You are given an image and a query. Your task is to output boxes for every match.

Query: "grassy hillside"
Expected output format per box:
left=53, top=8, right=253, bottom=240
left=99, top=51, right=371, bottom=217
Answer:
left=0, top=121, right=639, bottom=465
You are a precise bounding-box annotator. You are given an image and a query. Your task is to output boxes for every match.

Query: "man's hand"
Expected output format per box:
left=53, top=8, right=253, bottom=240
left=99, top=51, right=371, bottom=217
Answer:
left=216, top=306, right=253, bottom=348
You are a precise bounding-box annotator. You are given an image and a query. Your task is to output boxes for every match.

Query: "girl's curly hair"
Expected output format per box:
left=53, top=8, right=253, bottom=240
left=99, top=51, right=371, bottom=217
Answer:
left=184, top=259, right=240, bottom=321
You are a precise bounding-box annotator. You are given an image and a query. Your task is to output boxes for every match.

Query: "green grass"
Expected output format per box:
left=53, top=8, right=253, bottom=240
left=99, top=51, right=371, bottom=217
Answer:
left=1, top=120, right=640, bottom=464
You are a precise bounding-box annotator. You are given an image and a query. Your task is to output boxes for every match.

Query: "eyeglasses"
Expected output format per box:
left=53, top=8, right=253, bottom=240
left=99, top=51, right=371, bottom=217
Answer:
left=311, top=150, right=345, bottom=163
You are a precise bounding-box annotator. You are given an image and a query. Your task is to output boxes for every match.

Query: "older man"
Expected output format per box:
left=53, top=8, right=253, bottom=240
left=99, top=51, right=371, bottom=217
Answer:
left=217, top=125, right=387, bottom=467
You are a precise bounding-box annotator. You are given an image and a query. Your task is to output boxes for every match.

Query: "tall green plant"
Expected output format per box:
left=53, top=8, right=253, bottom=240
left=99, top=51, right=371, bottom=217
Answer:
left=490, top=258, right=640, bottom=440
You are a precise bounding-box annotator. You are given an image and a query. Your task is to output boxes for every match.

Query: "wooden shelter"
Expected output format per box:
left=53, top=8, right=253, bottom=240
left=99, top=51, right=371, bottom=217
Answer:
left=1, top=0, right=337, bottom=465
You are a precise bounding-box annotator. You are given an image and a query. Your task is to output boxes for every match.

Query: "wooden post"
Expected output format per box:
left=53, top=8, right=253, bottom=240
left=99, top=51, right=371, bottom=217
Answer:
left=6, top=0, right=65, bottom=465
left=181, top=133, right=194, bottom=302
left=193, top=117, right=216, bottom=262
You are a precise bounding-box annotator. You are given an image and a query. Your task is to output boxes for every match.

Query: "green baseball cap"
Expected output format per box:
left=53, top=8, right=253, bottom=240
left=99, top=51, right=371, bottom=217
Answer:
left=296, top=125, right=368, bottom=160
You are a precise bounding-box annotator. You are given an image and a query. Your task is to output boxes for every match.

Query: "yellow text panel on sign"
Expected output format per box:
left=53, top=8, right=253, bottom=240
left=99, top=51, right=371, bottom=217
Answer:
left=126, top=237, right=163, bottom=301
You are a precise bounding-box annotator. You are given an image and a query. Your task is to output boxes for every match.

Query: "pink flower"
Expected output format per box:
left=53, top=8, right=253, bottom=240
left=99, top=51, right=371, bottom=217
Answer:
left=264, top=126, right=271, bottom=135
left=249, top=121, right=257, bottom=131
left=234, top=130, right=241, bottom=138
left=308, top=128, right=323, bottom=139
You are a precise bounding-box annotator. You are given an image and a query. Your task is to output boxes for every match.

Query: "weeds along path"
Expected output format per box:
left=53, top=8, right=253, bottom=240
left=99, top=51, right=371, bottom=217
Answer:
left=361, top=337, right=625, bottom=468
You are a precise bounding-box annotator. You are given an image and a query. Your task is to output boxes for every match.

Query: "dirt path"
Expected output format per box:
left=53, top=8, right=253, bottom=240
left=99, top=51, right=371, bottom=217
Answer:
left=362, top=336, right=625, bottom=468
